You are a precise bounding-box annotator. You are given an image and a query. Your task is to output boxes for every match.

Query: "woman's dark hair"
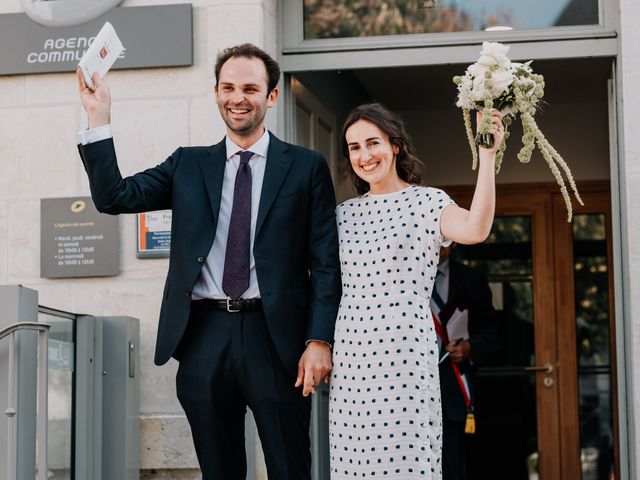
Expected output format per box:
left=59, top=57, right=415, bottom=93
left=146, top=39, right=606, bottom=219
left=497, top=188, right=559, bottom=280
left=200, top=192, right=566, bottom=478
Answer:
left=214, top=43, right=281, bottom=94
left=340, top=103, right=423, bottom=195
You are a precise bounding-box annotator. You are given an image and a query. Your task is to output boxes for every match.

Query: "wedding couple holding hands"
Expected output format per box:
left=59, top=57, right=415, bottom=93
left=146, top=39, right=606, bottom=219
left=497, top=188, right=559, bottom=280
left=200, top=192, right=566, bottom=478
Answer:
left=77, top=43, right=503, bottom=480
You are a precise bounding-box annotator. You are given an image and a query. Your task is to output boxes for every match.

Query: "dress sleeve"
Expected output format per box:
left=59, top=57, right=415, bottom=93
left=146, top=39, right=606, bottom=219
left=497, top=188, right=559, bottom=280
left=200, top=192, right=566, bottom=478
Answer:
left=428, top=188, right=456, bottom=248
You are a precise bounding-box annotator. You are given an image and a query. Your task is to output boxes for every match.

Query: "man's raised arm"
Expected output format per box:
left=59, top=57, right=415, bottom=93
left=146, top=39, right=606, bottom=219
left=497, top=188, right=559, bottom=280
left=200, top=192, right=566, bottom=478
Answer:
left=77, top=69, right=111, bottom=130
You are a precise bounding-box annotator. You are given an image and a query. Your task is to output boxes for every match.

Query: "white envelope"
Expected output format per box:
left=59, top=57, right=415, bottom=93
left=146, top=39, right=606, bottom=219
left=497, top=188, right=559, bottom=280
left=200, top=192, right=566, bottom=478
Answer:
left=78, top=21, right=124, bottom=90
left=446, top=308, right=469, bottom=342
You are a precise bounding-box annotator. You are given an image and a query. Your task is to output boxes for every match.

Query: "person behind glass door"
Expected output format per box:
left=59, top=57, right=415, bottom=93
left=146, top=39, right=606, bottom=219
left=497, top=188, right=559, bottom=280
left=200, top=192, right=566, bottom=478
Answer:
left=432, top=243, right=500, bottom=480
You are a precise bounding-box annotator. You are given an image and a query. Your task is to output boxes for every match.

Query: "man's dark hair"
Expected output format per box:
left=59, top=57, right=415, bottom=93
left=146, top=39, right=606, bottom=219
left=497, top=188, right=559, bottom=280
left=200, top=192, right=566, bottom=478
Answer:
left=214, top=43, right=281, bottom=94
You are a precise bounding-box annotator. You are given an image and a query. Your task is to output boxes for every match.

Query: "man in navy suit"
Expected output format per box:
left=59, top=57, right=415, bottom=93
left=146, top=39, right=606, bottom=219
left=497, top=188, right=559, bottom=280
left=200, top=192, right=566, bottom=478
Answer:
left=76, top=44, right=341, bottom=480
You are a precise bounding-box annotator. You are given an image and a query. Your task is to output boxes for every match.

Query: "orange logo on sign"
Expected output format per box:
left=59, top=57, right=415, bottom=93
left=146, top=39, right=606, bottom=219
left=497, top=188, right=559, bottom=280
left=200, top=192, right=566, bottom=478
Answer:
left=70, top=200, right=86, bottom=213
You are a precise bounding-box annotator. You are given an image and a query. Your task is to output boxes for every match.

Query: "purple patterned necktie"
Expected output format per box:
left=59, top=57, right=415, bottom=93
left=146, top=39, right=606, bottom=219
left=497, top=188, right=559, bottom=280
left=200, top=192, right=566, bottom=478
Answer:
left=222, top=150, right=253, bottom=299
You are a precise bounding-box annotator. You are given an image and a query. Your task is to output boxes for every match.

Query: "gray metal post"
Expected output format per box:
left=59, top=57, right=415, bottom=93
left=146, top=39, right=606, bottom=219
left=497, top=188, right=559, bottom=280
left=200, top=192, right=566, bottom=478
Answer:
left=100, top=316, right=140, bottom=480
left=5, top=333, right=16, bottom=480
left=0, top=285, right=40, bottom=480
left=1, top=321, right=50, bottom=480
left=310, top=383, right=330, bottom=480
left=75, top=315, right=104, bottom=479
left=36, top=328, right=48, bottom=480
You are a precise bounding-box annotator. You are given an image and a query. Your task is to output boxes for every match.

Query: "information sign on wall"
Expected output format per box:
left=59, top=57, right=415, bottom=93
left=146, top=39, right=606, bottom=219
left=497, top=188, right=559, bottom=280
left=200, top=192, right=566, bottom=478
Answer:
left=137, top=211, right=171, bottom=259
left=41, top=197, right=119, bottom=278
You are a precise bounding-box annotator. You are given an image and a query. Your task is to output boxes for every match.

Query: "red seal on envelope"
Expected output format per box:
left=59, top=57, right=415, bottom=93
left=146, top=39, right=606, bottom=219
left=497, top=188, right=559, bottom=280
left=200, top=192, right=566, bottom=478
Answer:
left=99, top=46, right=109, bottom=59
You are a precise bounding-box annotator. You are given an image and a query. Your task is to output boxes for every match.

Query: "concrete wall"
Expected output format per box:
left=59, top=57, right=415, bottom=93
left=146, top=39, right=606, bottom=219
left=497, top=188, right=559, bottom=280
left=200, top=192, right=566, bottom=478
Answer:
left=0, top=0, right=275, bottom=477
left=618, top=0, right=640, bottom=475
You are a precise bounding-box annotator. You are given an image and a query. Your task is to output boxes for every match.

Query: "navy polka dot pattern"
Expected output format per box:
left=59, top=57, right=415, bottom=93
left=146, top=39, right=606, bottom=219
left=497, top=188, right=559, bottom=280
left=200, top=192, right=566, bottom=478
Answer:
left=329, top=185, right=454, bottom=479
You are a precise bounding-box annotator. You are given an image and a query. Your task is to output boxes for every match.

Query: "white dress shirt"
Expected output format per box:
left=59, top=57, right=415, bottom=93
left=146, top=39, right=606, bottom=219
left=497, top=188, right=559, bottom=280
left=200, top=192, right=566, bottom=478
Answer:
left=434, top=257, right=450, bottom=309
left=78, top=125, right=269, bottom=299
left=192, top=130, right=269, bottom=299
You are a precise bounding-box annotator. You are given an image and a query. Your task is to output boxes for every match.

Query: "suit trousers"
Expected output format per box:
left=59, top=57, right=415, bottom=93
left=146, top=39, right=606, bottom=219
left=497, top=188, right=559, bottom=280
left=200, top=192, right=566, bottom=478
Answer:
left=175, top=301, right=311, bottom=480
left=443, top=416, right=466, bottom=480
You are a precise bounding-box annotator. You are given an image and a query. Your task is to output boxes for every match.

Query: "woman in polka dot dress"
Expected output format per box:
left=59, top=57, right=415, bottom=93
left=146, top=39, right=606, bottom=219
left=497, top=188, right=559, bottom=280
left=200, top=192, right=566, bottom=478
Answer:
left=329, top=103, right=504, bottom=479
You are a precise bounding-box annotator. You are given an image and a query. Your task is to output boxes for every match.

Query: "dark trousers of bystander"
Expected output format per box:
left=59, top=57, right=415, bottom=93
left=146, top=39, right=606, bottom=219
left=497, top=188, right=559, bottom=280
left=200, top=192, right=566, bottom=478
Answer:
left=443, top=416, right=466, bottom=480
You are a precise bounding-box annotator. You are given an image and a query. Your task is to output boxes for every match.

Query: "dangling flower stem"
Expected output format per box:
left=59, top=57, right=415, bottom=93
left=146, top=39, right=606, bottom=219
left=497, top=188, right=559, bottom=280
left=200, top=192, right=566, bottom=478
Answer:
left=532, top=124, right=584, bottom=207
left=536, top=136, right=573, bottom=221
left=523, top=112, right=583, bottom=208
left=475, top=81, right=494, bottom=150
left=463, top=109, right=479, bottom=170
left=494, top=116, right=511, bottom=173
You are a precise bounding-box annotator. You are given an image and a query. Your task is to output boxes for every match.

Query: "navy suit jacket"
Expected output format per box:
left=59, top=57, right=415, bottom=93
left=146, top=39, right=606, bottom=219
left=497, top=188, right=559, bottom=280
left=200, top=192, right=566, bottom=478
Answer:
left=78, top=133, right=341, bottom=373
left=438, top=260, right=500, bottom=421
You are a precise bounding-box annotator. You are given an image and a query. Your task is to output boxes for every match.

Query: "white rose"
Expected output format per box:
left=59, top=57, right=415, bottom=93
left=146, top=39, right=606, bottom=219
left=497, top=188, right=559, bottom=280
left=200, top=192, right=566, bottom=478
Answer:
left=477, top=54, right=498, bottom=67
left=479, top=41, right=511, bottom=69
left=490, top=68, right=514, bottom=97
left=467, top=62, right=489, bottom=78
left=481, top=41, right=510, bottom=58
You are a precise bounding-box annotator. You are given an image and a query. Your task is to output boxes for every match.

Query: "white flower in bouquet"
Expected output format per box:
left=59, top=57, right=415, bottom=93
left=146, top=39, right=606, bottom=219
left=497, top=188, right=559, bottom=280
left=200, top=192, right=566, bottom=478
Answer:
left=453, top=42, right=583, bottom=221
left=489, top=69, right=514, bottom=98
left=478, top=41, right=511, bottom=68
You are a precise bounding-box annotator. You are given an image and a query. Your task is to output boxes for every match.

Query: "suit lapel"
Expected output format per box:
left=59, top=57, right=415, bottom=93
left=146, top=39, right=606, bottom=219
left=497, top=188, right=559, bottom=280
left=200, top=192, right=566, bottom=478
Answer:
left=255, top=133, right=293, bottom=237
left=198, top=140, right=227, bottom=224
left=448, top=260, right=462, bottom=305
left=440, top=261, right=462, bottom=324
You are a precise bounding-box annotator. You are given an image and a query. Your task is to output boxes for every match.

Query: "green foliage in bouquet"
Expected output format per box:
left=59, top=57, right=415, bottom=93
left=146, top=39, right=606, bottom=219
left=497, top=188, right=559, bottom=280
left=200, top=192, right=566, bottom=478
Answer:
left=453, top=42, right=583, bottom=221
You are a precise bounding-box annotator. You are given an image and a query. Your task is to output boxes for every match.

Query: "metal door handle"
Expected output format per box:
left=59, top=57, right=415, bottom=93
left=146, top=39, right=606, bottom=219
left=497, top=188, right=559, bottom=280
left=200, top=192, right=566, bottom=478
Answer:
left=524, top=363, right=553, bottom=374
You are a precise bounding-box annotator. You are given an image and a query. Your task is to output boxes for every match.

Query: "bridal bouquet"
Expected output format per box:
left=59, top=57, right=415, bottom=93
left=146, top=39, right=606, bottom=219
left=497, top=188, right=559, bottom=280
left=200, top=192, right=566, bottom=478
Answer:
left=453, top=41, right=582, bottom=221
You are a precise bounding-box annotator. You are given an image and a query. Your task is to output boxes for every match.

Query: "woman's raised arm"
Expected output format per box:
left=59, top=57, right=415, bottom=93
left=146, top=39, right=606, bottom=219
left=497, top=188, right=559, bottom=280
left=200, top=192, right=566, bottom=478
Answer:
left=440, top=110, right=504, bottom=245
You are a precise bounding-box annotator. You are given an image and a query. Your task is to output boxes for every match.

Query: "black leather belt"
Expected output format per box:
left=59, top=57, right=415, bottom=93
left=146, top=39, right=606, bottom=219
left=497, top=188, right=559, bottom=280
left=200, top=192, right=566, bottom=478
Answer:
left=196, top=298, right=263, bottom=313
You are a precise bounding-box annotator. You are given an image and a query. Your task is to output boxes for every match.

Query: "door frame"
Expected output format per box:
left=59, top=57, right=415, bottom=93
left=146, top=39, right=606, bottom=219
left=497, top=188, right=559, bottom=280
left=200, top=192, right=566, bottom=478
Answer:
left=446, top=180, right=618, bottom=478
left=609, top=62, right=636, bottom=480
left=283, top=76, right=338, bottom=480
left=447, top=184, right=561, bottom=478
left=551, top=189, right=618, bottom=479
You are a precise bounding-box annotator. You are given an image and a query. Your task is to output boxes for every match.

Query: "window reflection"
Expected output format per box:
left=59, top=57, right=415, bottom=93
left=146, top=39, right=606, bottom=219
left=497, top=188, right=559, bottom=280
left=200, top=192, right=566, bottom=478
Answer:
left=572, top=214, right=614, bottom=480
left=303, top=0, right=599, bottom=39
left=457, top=216, right=537, bottom=479
left=40, top=312, right=74, bottom=480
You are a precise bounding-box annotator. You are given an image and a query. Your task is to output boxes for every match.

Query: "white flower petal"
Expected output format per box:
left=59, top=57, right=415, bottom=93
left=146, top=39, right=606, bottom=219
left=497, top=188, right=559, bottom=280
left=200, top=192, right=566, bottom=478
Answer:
left=467, top=63, right=489, bottom=77
left=478, top=54, right=498, bottom=66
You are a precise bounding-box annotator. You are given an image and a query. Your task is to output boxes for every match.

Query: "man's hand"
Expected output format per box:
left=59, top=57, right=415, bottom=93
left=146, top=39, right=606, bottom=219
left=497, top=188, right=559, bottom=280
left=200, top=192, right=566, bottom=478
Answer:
left=445, top=339, right=471, bottom=364
left=294, top=341, right=332, bottom=397
left=76, top=69, right=111, bottom=129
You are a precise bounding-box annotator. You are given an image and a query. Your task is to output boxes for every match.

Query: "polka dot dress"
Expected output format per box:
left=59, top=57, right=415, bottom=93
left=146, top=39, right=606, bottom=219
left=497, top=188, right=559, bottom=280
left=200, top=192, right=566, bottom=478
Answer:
left=329, top=185, right=454, bottom=479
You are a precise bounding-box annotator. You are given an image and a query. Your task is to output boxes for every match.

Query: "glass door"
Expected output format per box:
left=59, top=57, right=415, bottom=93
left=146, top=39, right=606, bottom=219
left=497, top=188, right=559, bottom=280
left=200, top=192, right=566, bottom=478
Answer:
left=553, top=191, right=617, bottom=480
left=451, top=191, right=561, bottom=479
left=447, top=185, right=617, bottom=480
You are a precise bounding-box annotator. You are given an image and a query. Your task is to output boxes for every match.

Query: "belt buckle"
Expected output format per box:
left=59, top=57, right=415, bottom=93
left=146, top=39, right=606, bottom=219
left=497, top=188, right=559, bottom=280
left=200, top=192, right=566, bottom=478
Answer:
left=226, top=298, right=241, bottom=313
